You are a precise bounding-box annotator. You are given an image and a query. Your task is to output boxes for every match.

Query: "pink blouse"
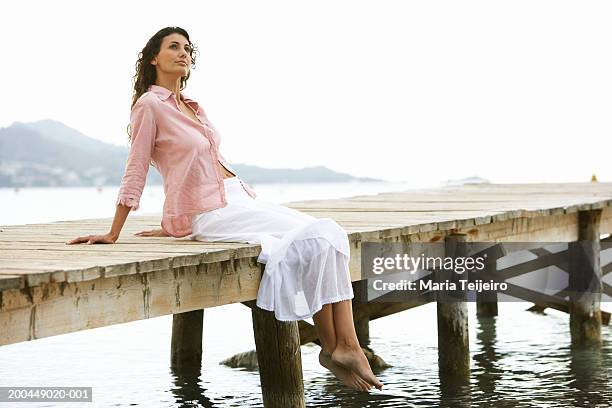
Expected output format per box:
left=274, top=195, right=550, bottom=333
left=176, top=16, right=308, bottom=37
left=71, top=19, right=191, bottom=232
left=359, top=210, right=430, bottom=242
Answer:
left=116, top=84, right=257, bottom=238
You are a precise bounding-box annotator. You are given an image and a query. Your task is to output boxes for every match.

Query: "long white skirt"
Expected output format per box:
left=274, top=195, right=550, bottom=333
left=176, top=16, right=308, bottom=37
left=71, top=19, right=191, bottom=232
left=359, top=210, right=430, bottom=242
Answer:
left=188, top=176, right=354, bottom=321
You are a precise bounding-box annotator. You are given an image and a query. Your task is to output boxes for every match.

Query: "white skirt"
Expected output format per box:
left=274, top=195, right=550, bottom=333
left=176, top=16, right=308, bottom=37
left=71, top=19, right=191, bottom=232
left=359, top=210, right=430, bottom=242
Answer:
left=188, top=176, right=354, bottom=321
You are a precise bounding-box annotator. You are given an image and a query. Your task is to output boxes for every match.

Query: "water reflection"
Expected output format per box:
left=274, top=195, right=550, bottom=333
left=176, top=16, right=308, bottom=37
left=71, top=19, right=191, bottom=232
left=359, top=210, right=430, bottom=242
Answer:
left=568, top=343, right=606, bottom=407
left=169, top=365, right=214, bottom=408
left=473, top=316, right=503, bottom=399
left=0, top=303, right=610, bottom=407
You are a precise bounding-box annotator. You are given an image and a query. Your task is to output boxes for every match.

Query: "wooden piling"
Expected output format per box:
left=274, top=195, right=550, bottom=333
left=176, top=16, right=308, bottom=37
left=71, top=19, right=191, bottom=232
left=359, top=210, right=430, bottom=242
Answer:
left=476, top=253, right=498, bottom=317
left=170, top=309, right=204, bottom=369
left=352, top=280, right=370, bottom=349
left=569, top=209, right=603, bottom=345
left=476, top=293, right=498, bottom=317
left=437, top=233, right=470, bottom=380
left=250, top=301, right=305, bottom=408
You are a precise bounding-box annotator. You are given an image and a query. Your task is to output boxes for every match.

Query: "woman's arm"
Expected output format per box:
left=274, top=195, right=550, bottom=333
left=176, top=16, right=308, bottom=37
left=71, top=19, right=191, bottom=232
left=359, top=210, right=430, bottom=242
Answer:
left=109, top=203, right=132, bottom=240
left=115, top=99, right=157, bottom=211
left=66, top=99, right=157, bottom=245
left=66, top=203, right=130, bottom=244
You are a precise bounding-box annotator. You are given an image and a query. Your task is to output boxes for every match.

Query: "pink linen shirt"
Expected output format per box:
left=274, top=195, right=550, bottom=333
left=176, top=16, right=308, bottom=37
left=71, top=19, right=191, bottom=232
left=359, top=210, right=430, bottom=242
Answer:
left=116, top=84, right=257, bottom=238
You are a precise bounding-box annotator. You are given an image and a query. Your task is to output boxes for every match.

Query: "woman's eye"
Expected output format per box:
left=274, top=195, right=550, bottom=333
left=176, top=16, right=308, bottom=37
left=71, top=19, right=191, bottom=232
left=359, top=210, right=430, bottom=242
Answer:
left=170, top=44, right=191, bottom=53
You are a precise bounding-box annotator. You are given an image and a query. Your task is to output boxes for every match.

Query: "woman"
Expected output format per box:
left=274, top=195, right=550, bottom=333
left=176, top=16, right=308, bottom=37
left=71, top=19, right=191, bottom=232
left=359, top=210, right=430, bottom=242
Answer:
left=66, top=26, right=383, bottom=392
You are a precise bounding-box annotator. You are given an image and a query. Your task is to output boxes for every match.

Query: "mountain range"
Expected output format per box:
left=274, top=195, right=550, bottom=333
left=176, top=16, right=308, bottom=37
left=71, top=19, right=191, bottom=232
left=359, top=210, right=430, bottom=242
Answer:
left=0, top=120, right=382, bottom=188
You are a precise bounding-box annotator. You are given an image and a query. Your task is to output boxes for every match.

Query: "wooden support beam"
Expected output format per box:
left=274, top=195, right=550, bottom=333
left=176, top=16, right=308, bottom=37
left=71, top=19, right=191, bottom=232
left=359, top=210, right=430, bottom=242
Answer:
left=526, top=292, right=610, bottom=325
left=352, top=280, right=370, bottom=349
left=476, top=293, right=498, bottom=317
left=247, top=300, right=305, bottom=408
left=299, top=298, right=431, bottom=345
left=525, top=236, right=611, bottom=326
left=569, top=209, right=603, bottom=345
left=476, top=245, right=500, bottom=317
left=0, top=260, right=262, bottom=347
left=170, top=309, right=204, bottom=369
left=242, top=294, right=432, bottom=346
left=437, top=233, right=470, bottom=381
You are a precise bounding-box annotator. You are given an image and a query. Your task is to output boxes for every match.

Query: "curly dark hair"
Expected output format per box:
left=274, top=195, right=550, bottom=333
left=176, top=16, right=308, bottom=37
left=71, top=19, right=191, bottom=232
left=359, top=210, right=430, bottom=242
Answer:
left=126, top=26, right=199, bottom=144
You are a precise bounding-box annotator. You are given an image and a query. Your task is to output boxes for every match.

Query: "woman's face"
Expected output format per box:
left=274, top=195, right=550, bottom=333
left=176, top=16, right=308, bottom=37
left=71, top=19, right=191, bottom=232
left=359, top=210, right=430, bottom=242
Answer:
left=152, top=33, right=192, bottom=77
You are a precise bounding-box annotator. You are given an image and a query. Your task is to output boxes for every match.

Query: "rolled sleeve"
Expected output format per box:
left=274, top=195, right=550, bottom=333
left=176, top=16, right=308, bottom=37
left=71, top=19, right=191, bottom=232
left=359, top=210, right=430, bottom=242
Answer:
left=116, top=100, right=157, bottom=211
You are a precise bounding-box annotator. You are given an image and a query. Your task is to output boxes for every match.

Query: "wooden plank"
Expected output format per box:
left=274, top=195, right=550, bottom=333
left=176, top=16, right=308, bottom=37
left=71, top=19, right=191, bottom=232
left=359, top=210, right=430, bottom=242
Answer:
left=0, top=241, right=255, bottom=251
left=0, top=258, right=263, bottom=346
left=0, top=248, right=262, bottom=286
left=0, top=185, right=610, bottom=291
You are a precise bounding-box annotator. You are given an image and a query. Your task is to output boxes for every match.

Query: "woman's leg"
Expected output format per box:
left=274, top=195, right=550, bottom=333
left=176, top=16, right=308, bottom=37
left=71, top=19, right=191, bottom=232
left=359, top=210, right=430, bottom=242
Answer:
left=312, top=303, right=336, bottom=353
left=313, top=305, right=371, bottom=391
left=330, top=300, right=384, bottom=390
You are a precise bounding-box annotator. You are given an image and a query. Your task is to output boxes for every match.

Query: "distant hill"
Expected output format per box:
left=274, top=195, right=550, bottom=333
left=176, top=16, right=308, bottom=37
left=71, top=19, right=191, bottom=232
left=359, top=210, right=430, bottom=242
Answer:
left=443, top=176, right=490, bottom=186
left=0, top=119, right=382, bottom=188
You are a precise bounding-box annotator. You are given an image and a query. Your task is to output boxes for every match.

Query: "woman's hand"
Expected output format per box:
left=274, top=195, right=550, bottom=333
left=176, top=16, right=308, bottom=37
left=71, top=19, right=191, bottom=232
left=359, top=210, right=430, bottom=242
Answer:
left=65, top=232, right=117, bottom=245
left=134, top=228, right=170, bottom=237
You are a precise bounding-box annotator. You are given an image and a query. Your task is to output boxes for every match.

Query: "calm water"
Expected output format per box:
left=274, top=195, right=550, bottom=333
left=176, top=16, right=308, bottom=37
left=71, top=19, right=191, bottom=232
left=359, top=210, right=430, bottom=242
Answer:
left=1, top=182, right=611, bottom=407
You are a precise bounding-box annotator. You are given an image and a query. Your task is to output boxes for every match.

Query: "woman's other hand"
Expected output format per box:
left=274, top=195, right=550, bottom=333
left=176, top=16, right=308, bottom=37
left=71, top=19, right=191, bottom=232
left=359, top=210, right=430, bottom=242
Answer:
left=134, top=228, right=170, bottom=237
left=65, top=232, right=117, bottom=245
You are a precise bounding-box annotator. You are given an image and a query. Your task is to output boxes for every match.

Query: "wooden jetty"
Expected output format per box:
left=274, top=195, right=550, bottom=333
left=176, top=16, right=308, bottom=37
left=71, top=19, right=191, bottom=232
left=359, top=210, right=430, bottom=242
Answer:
left=1, top=181, right=611, bottom=407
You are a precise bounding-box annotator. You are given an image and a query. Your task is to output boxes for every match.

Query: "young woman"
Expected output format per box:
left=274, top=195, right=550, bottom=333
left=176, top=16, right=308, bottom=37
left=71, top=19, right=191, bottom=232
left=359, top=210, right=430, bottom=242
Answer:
left=66, top=26, right=383, bottom=392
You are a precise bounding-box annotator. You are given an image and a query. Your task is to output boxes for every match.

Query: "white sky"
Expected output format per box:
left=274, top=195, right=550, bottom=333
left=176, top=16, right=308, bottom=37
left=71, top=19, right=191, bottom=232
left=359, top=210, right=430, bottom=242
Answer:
left=1, top=1, right=610, bottom=184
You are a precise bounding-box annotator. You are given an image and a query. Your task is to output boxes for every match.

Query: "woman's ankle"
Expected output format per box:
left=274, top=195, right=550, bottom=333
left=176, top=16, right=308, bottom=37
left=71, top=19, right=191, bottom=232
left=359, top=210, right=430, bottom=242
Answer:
left=333, top=338, right=362, bottom=352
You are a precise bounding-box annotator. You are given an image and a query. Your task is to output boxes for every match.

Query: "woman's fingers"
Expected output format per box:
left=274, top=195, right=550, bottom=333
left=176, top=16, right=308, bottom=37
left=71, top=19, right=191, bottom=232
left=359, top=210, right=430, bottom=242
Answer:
left=66, top=235, right=90, bottom=245
left=66, top=234, right=113, bottom=245
left=68, top=229, right=163, bottom=245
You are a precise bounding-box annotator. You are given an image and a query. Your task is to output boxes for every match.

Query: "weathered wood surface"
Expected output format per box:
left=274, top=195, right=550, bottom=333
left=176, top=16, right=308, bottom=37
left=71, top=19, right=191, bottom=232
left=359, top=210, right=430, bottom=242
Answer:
left=2, top=182, right=612, bottom=289
left=249, top=301, right=305, bottom=408
left=171, top=309, right=204, bottom=369
left=1, top=182, right=612, bottom=346
left=569, top=210, right=603, bottom=344
left=437, top=233, right=470, bottom=379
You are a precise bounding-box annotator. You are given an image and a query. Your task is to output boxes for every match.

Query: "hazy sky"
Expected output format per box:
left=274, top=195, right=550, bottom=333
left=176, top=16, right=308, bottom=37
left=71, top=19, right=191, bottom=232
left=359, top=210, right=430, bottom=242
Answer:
left=1, top=1, right=610, bottom=184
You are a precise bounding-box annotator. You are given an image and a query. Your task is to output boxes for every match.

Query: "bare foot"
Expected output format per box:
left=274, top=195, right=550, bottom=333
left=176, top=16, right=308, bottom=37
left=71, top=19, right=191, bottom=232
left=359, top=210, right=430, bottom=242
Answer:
left=331, top=343, right=384, bottom=390
left=319, top=350, right=371, bottom=392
